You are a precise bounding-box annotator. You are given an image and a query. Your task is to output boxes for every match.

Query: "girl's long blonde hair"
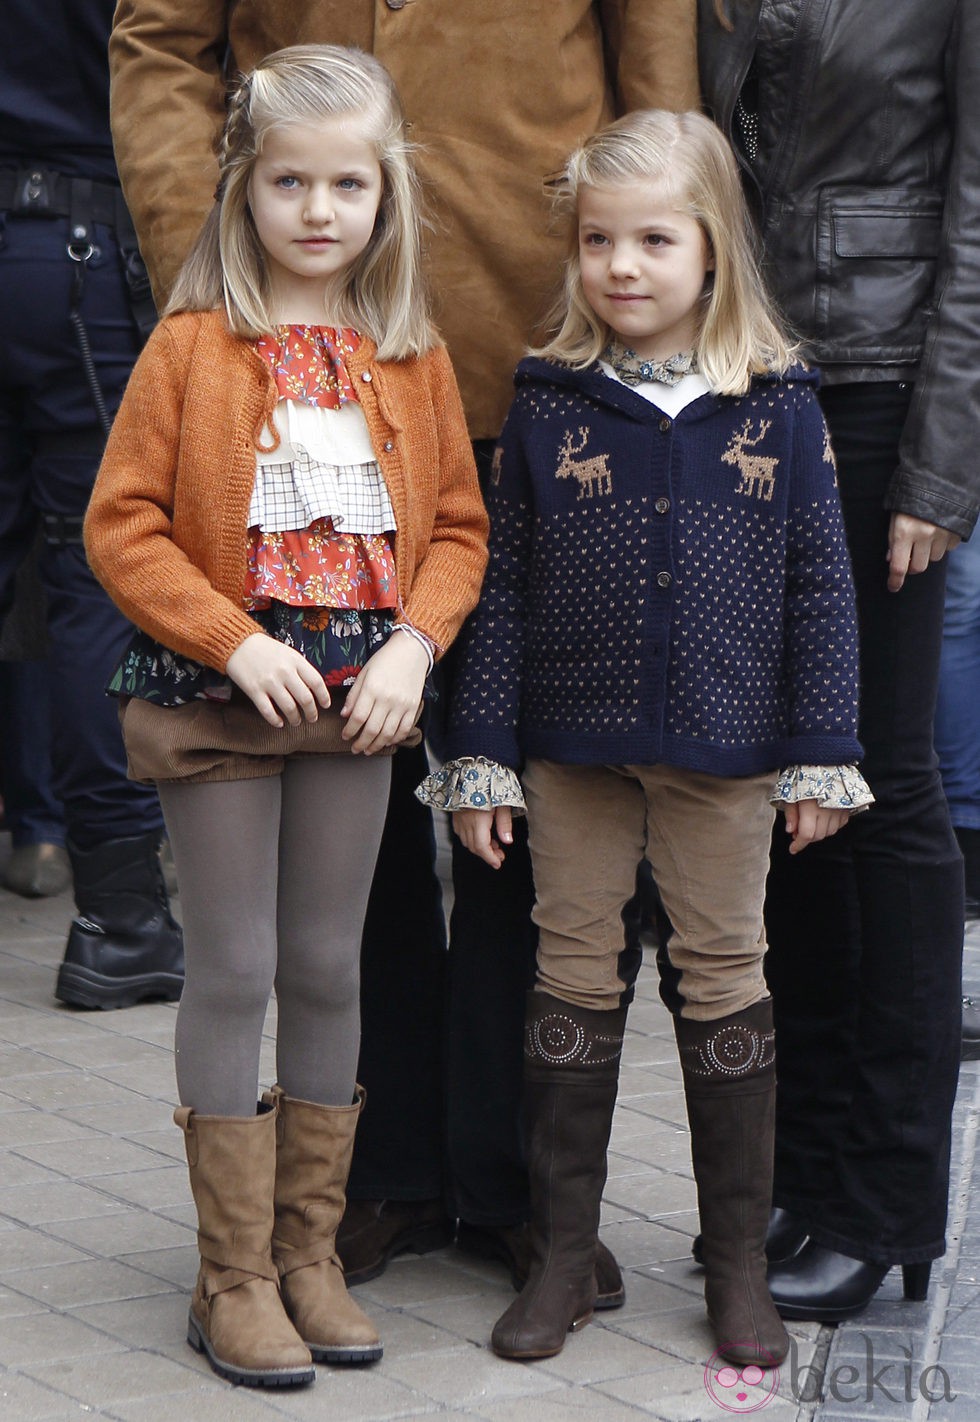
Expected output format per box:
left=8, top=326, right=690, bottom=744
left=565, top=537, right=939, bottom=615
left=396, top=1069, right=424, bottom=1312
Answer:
left=534, top=109, right=796, bottom=396
left=167, top=44, right=434, bottom=359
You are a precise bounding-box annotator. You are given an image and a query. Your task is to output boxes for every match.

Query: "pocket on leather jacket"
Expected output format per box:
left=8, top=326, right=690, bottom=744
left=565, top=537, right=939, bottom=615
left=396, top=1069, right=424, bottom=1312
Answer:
left=814, top=187, right=942, bottom=363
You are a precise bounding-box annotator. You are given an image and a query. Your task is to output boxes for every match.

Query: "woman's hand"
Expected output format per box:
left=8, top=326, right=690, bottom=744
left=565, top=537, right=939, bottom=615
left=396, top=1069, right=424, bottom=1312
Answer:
left=226, top=632, right=331, bottom=727
left=341, top=631, right=428, bottom=754
left=452, top=805, right=514, bottom=869
left=784, top=798, right=850, bottom=855
left=887, top=512, right=960, bottom=592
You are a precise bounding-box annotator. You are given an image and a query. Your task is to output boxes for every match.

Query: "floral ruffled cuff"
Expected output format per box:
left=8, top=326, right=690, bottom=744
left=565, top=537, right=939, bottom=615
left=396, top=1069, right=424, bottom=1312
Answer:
left=415, top=756, right=527, bottom=814
left=770, top=764, right=874, bottom=813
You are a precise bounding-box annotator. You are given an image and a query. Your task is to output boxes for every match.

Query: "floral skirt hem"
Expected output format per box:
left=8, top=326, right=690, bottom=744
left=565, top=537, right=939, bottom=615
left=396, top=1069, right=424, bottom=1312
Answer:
left=108, top=603, right=396, bottom=706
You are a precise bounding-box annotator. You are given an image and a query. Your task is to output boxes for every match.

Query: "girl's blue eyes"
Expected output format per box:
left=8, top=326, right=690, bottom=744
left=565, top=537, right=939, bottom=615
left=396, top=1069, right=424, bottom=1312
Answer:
left=582, top=233, right=668, bottom=247
left=274, top=176, right=362, bottom=191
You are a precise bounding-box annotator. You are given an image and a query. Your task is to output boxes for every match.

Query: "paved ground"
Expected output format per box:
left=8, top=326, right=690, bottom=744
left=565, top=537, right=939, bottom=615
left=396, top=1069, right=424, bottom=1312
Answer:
left=0, top=824, right=976, bottom=1422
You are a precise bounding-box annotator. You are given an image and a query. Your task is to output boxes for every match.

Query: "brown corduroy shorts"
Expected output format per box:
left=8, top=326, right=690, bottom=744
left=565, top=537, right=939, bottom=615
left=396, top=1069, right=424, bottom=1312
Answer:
left=119, top=693, right=419, bottom=785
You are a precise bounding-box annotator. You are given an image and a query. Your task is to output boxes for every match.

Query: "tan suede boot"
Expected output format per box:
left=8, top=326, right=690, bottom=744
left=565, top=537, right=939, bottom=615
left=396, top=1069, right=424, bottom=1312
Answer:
left=174, top=1104, right=314, bottom=1387
left=674, top=999, right=790, bottom=1369
left=265, top=1085, right=383, bottom=1364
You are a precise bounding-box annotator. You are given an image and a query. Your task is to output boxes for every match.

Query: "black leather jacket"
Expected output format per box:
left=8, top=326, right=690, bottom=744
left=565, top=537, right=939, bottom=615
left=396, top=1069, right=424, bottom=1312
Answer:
left=699, top=0, right=980, bottom=538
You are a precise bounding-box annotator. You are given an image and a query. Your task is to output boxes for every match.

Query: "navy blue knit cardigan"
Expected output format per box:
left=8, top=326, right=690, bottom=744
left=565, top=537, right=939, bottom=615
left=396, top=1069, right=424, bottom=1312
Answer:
left=446, top=357, right=862, bottom=777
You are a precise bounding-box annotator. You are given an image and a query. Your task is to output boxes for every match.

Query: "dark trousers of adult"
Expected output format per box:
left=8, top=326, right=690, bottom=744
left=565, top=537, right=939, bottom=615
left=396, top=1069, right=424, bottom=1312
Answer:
left=0, top=655, right=65, bottom=847
left=444, top=820, right=537, bottom=1225
left=348, top=659, right=536, bottom=1227
left=0, top=210, right=162, bottom=847
left=410, top=436, right=539, bottom=1230
left=764, top=381, right=964, bottom=1267
left=347, top=737, right=452, bottom=1202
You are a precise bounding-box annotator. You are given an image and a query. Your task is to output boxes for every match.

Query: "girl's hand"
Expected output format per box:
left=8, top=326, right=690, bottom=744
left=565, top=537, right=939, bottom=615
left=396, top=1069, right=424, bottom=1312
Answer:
left=887, top=513, right=960, bottom=592
left=784, top=798, right=850, bottom=855
left=226, top=632, right=330, bottom=728
left=341, top=632, right=428, bottom=754
left=453, top=805, right=514, bottom=869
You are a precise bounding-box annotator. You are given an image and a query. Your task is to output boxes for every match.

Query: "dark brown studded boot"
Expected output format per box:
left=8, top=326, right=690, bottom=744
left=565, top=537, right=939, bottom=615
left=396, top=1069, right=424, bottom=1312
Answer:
left=674, top=998, right=789, bottom=1368
left=491, top=990, right=626, bottom=1360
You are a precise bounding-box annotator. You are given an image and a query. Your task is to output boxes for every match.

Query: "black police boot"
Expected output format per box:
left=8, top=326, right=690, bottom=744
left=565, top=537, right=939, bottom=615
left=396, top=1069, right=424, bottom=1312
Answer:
left=56, top=833, right=184, bottom=1009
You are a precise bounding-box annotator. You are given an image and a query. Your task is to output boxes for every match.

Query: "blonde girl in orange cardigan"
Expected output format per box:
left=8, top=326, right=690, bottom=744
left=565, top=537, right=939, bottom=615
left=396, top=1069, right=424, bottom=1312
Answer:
left=84, top=45, right=487, bottom=1389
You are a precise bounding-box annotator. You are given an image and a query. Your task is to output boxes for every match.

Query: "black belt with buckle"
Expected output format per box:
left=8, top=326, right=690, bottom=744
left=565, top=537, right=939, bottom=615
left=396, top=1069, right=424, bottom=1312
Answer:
left=0, top=167, right=122, bottom=225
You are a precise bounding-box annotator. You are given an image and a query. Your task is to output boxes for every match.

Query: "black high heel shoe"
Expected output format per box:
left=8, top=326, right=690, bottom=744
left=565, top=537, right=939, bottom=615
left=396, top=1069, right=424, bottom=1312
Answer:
left=766, top=1240, right=932, bottom=1322
left=690, top=1205, right=809, bottom=1268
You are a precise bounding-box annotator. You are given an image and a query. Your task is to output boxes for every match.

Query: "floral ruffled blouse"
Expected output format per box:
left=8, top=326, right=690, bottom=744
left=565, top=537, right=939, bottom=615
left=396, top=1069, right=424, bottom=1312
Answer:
left=108, top=325, right=405, bottom=706
left=416, top=757, right=874, bottom=816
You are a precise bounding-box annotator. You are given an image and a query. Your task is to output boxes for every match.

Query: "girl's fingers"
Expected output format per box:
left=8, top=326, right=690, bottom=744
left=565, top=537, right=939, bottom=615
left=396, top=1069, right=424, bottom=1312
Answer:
left=255, top=695, right=284, bottom=728
left=358, top=706, right=414, bottom=755
left=452, top=810, right=503, bottom=867
left=345, top=694, right=420, bottom=752
left=227, top=635, right=329, bottom=725
left=788, top=802, right=851, bottom=853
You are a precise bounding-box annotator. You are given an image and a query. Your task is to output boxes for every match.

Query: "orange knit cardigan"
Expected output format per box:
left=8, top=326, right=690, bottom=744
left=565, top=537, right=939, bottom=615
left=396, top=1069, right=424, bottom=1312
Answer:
left=84, top=310, right=489, bottom=673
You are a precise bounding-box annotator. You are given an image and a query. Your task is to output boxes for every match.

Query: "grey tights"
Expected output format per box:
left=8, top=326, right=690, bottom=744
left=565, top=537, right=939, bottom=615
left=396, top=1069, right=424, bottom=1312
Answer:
left=159, top=755, right=391, bottom=1116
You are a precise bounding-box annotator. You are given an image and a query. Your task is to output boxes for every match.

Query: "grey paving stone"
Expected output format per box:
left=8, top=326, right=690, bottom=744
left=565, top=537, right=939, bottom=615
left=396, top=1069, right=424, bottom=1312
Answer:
left=14, top=1134, right=175, bottom=1179
left=0, top=1046, right=64, bottom=1080
left=357, top=1253, right=491, bottom=1311
left=61, top=1097, right=175, bottom=1136
left=598, top=1266, right=706, bottom=1324
left=81, top=1164, right=190, bottom=1211
left=32, top=1033, right=168, bottom=1072
left=6, top=1256, right=175, bottom=1311
left=380, top=1342, right=564, bottom=1409
left=0, top=1014, right=86, bottom=1049
left=600, top=1218, right=699, bottom=1272
left=532, top=1321, right=694, bottom=1387
left=0, top=1366, right=103, bottom=1422
left=275, top=1364, right=439, bottom=1420
left=0, top=1109, right=92, bottom=1148
left=411, top=1288, right=512, bottom=1349
left=604, top=1171, right=698, bottom=1220
left=47, top=1208, right=192, bottom=1258
left=108, top=1244, right=198, bottom=1290
left=21, top=1346, right=206, bottom=1409
left=72, top=1291, right=189, bottom=1352
left=0, top=1071, right=137, bottom=1112
left=0, top=1179, right=126, bottom=1227
left=601, top=1301, right=716, bottom=1366
left=477, top=1393, right=653, bottom=1422
left=0, top=1311, right=123, bottom=1367
left=0, top=1285, right=47, bottom=1322
left=125, top=1128, right=186, bottom=1162
left=0, top=1150, right=67, bottom=1189
left=0, top=1223, right=92, bottom=1273
left=109, top=1385, right=288, bottom=1421
left=614, top=1096, right=692, bottom=1131
left=357, top=1304, right=459, bottom=1356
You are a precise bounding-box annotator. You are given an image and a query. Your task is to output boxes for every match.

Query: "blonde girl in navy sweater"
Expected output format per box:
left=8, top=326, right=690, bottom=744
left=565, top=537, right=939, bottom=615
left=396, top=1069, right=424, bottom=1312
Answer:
left=420, top=109, right=871, bottom=1372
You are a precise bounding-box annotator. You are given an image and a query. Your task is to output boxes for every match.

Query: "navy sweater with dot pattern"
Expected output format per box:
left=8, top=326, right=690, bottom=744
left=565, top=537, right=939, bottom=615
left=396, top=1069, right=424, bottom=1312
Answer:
left=446, top=357, right=862, bottom=777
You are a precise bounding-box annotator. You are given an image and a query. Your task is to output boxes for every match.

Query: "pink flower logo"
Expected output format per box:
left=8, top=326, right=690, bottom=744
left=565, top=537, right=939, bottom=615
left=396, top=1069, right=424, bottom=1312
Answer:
left=703, top=1347, right=781, bottom=1412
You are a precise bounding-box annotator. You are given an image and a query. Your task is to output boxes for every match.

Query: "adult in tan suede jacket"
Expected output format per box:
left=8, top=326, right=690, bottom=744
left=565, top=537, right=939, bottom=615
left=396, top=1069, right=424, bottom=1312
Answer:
left=109, top=0, right=700, bottom=1291
left=110, top=1, right=698, bottom=438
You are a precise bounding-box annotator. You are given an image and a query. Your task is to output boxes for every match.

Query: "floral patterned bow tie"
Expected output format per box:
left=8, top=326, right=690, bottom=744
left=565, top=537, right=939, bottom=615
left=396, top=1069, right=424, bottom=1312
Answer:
left=602, top=343, right=699, bottom=388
